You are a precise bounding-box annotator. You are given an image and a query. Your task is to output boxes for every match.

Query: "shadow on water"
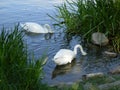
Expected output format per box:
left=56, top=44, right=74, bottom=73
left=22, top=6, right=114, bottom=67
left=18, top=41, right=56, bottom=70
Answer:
left=24, top=31, right=53, bottom=40
left=52, top=59, right=76, bottom=79
left=0, top=0, right=120, bottom=86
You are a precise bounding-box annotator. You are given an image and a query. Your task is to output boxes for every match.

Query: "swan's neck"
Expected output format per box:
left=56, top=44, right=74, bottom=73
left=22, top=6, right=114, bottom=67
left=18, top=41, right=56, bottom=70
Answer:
left=44, top=24, right=53, bottom=33
left=74, top=44, right=87, bottom=55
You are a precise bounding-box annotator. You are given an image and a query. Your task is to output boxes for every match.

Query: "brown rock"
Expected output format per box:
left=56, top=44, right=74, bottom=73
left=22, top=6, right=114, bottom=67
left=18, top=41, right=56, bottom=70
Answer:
left=104, top=51, right=117, bottom=58
left=109, top=65, right=120, bottom=74
left=91, top=32, right=109, bottom=46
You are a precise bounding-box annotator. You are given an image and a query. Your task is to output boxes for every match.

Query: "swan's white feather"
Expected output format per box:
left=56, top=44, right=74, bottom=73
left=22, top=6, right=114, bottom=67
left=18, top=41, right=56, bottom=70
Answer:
left=54, top=57, right=72, bottom=65
left=53, top=44, right=87, bottom=65
left=54, top=49, right=75, bottom=59
left=20, top=22, right=53, bottom=33
left=53, top=49, right=75, bottom=65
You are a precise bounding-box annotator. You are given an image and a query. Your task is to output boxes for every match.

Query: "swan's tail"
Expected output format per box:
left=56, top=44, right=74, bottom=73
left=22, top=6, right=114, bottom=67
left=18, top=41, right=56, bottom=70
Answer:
left=20, top=23, right=24, bottom=27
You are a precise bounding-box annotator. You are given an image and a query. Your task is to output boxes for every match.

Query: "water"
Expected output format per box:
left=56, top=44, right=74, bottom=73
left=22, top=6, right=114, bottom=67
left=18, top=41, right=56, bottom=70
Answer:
left=0, top=0, right=120, bottom=86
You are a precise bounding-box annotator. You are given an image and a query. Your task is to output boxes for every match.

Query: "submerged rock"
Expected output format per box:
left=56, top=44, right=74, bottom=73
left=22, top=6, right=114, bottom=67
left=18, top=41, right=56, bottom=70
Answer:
left=82, top=72, right=104, bottom=80
left=103, top=51, right=117, bottom=58
left=91, top=32, right=109, bottom=46
left=109, top=65, right=120, bottom=74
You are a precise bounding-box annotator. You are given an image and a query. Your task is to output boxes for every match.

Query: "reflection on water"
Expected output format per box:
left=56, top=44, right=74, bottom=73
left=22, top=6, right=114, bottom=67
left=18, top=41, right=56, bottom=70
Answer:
left=0, top=0, right=120, bottom=86
left=24, top=31, right=53, bottom=40
left=52, top=59, right=76, bottom=79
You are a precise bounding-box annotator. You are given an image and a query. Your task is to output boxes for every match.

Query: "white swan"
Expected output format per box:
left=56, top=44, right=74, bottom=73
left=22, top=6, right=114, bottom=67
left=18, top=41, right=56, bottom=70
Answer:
left=20, top=22, right=54, bottom=33
left=53, top=44, right=87, bottom=65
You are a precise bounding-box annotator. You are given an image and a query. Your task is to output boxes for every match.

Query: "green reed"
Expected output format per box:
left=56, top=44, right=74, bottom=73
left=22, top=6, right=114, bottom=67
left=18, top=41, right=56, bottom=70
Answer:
left=112, top=34, right=120, bottom=53
left=52, top=0, right=120, bottom=52
left=0, top=25, right=50, bottom=90
left=54, top=0, right=120, bottom=36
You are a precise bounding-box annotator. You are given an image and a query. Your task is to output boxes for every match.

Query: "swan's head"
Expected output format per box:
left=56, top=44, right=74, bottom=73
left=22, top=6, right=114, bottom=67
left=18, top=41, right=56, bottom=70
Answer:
left=44, top=24, right=54, bottom=33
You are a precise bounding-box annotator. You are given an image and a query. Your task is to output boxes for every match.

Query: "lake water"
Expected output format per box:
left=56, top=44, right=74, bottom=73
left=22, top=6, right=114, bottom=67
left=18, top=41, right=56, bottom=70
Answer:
left=0, top=0, right=120, bottom=86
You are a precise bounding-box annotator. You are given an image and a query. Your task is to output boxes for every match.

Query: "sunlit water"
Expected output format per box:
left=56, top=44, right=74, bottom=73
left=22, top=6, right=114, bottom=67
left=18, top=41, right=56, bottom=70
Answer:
left=0, top=0, right=120, bottom=86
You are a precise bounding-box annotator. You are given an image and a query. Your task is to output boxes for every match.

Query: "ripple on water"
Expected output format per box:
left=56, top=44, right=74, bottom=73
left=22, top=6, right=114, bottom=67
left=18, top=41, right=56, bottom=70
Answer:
left=0, top=0, right=120, bottom=86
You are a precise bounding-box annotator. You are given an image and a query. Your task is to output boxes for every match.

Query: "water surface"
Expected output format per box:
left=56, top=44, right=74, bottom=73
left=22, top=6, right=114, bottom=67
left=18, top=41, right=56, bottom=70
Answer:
left=0, top=0, right=120, bottom=86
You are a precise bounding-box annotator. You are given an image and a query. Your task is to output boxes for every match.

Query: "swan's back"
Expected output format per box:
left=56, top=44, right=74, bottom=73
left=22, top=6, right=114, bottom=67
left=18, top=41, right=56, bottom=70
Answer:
left=54, top=49, right=75, bottom=59
left=53, top=49, right=75, bottom=65
left=20, top=22, right=48, bottom=33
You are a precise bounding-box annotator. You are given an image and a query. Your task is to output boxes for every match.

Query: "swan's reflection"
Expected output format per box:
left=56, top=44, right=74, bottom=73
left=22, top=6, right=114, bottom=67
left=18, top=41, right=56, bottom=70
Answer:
left=44, top=33, right=53, bottom=40
left=52, top=59, right=76, bottom=79
left=24, top=31, right=53, bottom=40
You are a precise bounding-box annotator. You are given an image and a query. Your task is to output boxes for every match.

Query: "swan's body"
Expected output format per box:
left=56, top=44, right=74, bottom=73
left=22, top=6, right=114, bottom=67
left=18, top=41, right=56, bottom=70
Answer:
left=20, top=22, right=54, bottom=33
left=53, top=44, right=87, bottom=65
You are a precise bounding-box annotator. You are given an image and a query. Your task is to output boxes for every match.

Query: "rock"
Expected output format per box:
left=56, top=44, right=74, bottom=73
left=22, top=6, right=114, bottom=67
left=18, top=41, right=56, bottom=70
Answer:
left=91, top=32, right=109, bottom=46
left=82, top=72, right=104, bottom=80
left=103, top=51, right=117, bottom=58
left=109, top=65, right=120, bottom=74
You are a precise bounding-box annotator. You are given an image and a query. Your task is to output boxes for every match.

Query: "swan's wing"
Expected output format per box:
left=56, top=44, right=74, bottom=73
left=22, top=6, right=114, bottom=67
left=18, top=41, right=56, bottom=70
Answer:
left=22, top=22, right=46, bottom=33
left=54, top=49, right=75, bottom=63
left=53, top=56, right=73, bottom=65
left=53, top=57, right=66, bottom=65
left=54, top=49, right=68, bottom=58
left=25, top=23, right=43, bottom=29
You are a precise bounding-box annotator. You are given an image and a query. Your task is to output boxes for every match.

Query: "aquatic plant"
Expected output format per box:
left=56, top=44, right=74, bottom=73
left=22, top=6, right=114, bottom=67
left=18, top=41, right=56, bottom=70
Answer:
left=0, top=24, right=119, bottom=90
left=54, top=0, right=120, bottom=36
left=52, top=0, right=120, bottom=52
left=112, top=34, right=120, bottom=53
left=0, top=25, right=49, bottom=89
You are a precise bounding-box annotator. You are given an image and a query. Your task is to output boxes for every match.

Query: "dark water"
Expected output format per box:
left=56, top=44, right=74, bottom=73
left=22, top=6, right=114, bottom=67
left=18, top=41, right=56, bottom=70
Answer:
left=0, top=0, right=120, bottom=86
